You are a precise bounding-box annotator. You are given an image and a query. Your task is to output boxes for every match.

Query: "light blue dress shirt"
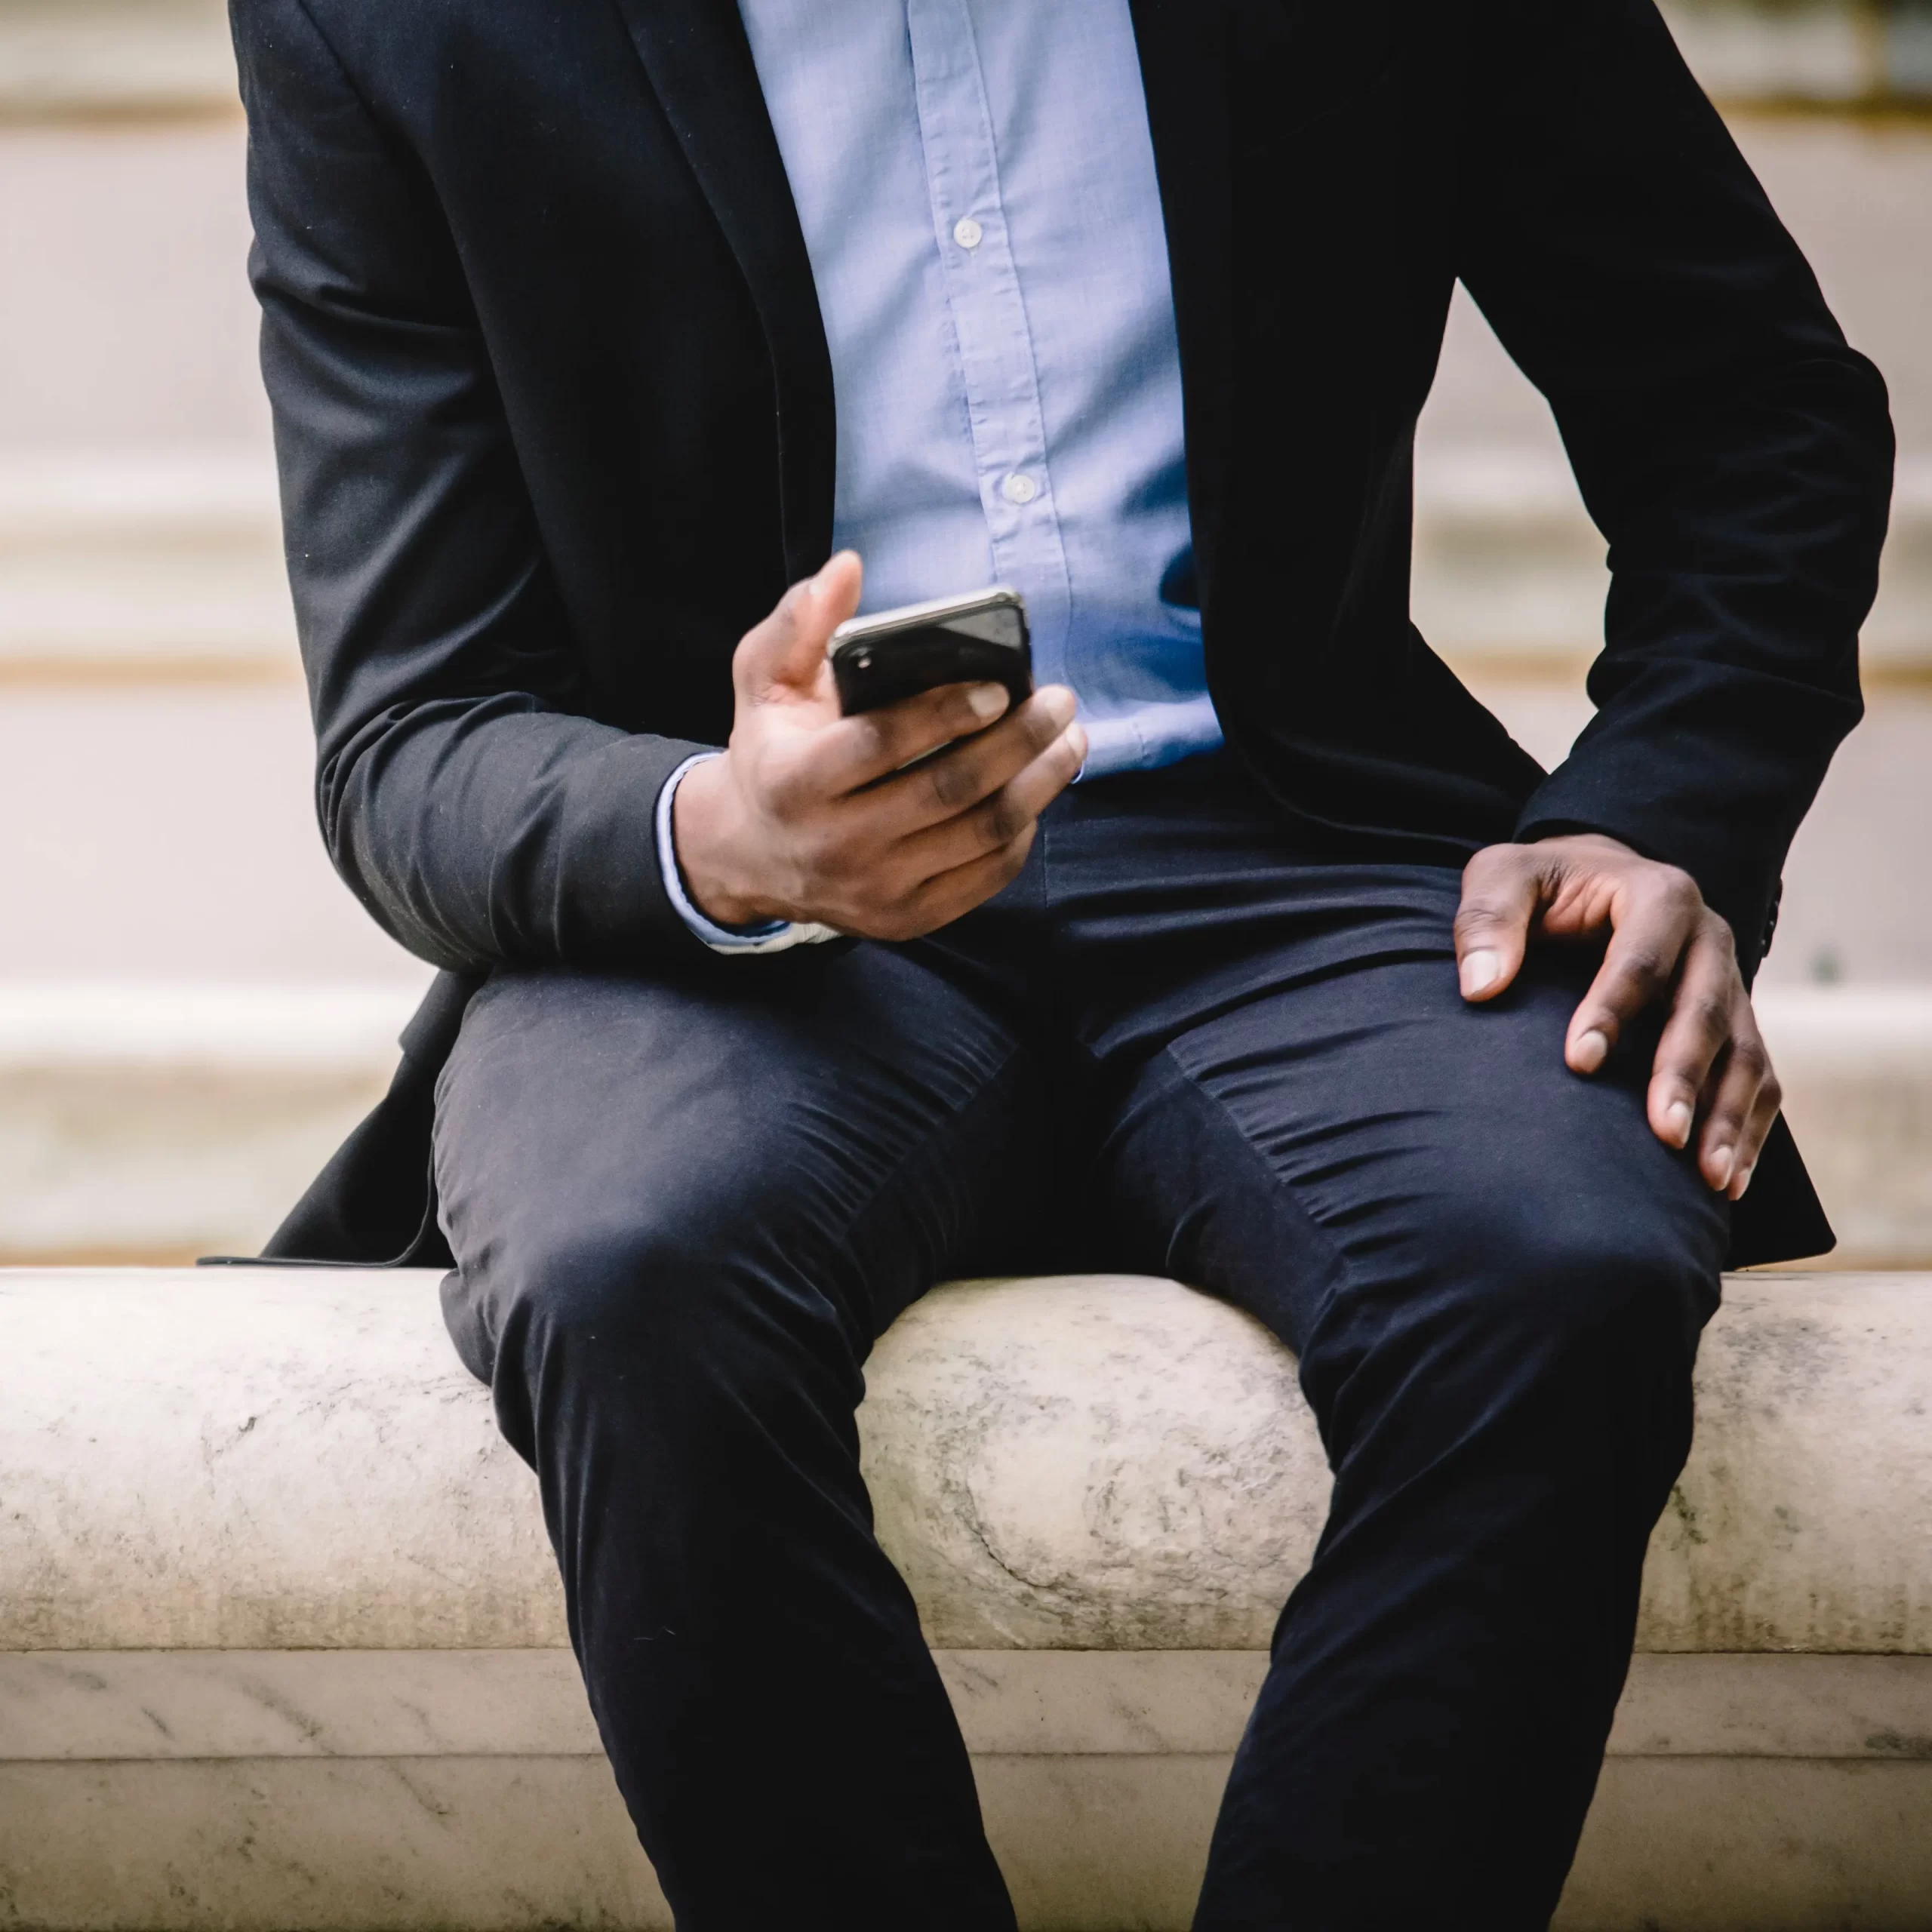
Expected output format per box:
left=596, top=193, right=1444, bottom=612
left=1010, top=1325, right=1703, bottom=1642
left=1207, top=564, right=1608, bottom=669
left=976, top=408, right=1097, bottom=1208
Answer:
left=660, top=0, right=1219, bottom=949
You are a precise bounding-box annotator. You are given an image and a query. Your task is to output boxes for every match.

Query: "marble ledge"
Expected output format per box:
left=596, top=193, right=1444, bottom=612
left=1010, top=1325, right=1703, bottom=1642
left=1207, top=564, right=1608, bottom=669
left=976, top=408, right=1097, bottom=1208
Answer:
left=3, top=1649, right=1930, bottom=1767
left=3, top=1270, right=1930, bottom=1654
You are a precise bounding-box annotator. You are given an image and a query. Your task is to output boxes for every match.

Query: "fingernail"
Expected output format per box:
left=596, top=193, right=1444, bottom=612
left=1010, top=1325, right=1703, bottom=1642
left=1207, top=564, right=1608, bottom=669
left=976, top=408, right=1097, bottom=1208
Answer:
left=1730, top=1162, right=1755, bottom=1201
left=1571, top=1029, right=1609, bottom=1074
left=1460, top=950, right=1500, bottom=998
left=966, top=682, right=1008, bottom=721
left=1067, top=723, right=1089, bottom=768
left=1708, top=1145, right=1734, bottom=1190
left=1042, top=687, right=1078, bottom=727
left=811, top=550, right=854, bottom=594
left=1665, top=1100, right=1694, bottom=1147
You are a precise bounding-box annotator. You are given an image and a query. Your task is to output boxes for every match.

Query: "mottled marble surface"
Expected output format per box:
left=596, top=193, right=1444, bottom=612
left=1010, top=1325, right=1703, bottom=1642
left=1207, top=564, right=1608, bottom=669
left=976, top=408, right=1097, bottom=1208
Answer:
left=861, top=1276, right=1326, bottom=1650
left=3, top=1647, right=1927, bottom=1764
left=1641, top=1272, right=1932, bottom=1654
left=0, top=1757, right=673, bottom=1932
left=870, top=1273, right=1932, bottom=1654
left=0, top=1269, right=1927, bottom=1654
left=0, top=1649, right=601, bottom=1760
left=0, top=1267, right=561, bottom=1651
left=3, top=1712, right=1931, bottom=1932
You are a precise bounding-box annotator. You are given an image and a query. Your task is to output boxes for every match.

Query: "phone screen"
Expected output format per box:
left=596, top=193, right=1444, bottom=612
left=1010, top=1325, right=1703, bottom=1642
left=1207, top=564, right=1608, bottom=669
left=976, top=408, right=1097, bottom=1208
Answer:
left=831, top=589, right=1032, bottom=717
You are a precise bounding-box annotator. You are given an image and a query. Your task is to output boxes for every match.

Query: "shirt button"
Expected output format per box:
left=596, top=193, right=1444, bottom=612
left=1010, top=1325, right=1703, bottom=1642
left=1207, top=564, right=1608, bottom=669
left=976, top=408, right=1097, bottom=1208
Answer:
left=952, top=216, right=983, bottom=250
left=1001, top=472, right=1038, bottom=506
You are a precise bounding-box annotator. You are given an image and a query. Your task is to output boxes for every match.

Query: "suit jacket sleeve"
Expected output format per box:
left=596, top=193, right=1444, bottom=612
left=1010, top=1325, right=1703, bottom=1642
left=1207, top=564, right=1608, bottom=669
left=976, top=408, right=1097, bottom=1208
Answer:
left=1454, top=0, right=1893, bottom=966
left=234, top=0, right=713, bottom=974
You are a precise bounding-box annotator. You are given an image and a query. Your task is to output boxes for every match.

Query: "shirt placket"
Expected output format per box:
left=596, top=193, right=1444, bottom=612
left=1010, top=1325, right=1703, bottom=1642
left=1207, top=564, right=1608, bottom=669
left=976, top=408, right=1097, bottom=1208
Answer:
left=903, top=0, right=1074, bottom=681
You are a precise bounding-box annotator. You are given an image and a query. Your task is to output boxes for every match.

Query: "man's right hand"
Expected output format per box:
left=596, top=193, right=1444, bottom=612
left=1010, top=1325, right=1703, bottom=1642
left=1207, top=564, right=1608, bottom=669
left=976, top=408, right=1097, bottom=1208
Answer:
left=672, top=551, right=1087, bottom=942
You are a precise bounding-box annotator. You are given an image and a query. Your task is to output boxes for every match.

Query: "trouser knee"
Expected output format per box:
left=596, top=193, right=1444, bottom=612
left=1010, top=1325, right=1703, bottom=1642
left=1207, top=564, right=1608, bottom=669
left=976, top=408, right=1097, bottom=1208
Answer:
left=446, top=1212, right=865, bottom=1482
left=1303, top=1208, right=1717, bottom=1518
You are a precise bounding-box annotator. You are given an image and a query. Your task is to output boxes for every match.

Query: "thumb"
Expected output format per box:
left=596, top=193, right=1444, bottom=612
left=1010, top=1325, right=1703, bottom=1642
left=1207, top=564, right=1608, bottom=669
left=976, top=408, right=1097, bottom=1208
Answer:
left=1454, top=843, right=1543, bottom=1001
left=733, top=550, right=863, bottom=704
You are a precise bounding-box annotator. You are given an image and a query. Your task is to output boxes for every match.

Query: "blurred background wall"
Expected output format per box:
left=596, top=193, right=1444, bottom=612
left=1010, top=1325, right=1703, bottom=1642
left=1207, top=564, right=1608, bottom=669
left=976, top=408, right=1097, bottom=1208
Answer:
left=2, top=0, right=1929, bottom=1263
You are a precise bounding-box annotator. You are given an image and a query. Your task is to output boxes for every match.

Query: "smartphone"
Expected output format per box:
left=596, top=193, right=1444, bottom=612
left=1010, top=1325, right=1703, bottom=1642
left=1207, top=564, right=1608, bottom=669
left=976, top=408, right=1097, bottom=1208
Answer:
left=829, top=586, right=1032, bottom=717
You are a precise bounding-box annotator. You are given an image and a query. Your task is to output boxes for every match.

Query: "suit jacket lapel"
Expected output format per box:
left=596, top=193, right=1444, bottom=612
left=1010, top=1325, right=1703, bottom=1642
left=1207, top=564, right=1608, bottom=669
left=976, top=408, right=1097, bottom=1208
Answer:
left=1128, top=0, right=1234, bottom=595
left=607, top=0, right=835, bottom=580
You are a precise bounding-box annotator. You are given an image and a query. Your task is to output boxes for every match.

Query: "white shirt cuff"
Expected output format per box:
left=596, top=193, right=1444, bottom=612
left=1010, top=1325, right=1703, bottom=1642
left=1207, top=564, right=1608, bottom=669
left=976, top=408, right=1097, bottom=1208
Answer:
left=654, top=753, right=841, bottom=955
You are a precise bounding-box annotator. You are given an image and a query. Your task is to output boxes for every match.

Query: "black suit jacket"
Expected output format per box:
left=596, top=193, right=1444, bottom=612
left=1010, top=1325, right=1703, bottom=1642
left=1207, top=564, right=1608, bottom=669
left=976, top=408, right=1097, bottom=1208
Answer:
left=228, top=0, right=1891, bottom=1272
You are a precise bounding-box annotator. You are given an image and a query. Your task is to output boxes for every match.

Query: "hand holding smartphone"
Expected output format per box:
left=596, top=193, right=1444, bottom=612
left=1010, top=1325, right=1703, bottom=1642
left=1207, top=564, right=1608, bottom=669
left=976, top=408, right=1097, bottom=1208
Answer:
left=673, top=555, right=1081, bottom=941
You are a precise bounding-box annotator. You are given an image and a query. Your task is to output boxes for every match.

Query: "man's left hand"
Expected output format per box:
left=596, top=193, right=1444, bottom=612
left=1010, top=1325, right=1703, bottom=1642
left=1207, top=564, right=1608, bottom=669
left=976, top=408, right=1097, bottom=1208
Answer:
left=1454, top=833, right=1778, bottom=1200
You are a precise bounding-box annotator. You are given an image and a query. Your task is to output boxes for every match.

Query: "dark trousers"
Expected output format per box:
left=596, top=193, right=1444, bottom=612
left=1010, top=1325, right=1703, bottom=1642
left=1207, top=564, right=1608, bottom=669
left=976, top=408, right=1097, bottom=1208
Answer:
left=433, top=755, right=1725, bottom=1931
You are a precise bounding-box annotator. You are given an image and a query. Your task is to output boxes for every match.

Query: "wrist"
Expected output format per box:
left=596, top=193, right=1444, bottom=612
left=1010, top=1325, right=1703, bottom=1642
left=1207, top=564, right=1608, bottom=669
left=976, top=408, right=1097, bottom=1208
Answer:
left=671, top=752, right=782, bottom=929
left=1527, top=829, right=1641, bottom=863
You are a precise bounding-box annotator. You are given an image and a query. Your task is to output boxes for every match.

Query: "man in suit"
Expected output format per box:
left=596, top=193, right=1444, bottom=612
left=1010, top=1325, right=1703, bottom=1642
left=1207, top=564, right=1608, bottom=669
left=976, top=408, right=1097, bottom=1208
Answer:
left=230, top=0, right=1890, bottom=1923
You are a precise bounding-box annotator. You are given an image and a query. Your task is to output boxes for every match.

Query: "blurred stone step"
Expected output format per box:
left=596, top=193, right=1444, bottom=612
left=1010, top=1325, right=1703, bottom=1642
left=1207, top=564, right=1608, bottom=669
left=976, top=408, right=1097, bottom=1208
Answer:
left=5, top=0, right=1922, bottom=123
left=1413, top=446, right=1932, bottom=677
left=0, top=979, right=1926, bottom=1266
left=0, top=979, right=426, bottom=1262
left=0, top=448, right=295, bottom=677
left=1660, top=0, right=1932, bottom=106
left=1751, top=986, right=1932, bottom=1267
left=0, top=0, right=237, bottom=122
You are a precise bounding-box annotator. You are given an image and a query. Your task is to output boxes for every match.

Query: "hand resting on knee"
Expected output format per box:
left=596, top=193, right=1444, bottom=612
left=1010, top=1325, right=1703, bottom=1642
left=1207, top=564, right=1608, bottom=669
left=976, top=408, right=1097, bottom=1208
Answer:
left=672, top=550, right=1086, bottom=943
left=1454, top=834, right=1780, bottom=1203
